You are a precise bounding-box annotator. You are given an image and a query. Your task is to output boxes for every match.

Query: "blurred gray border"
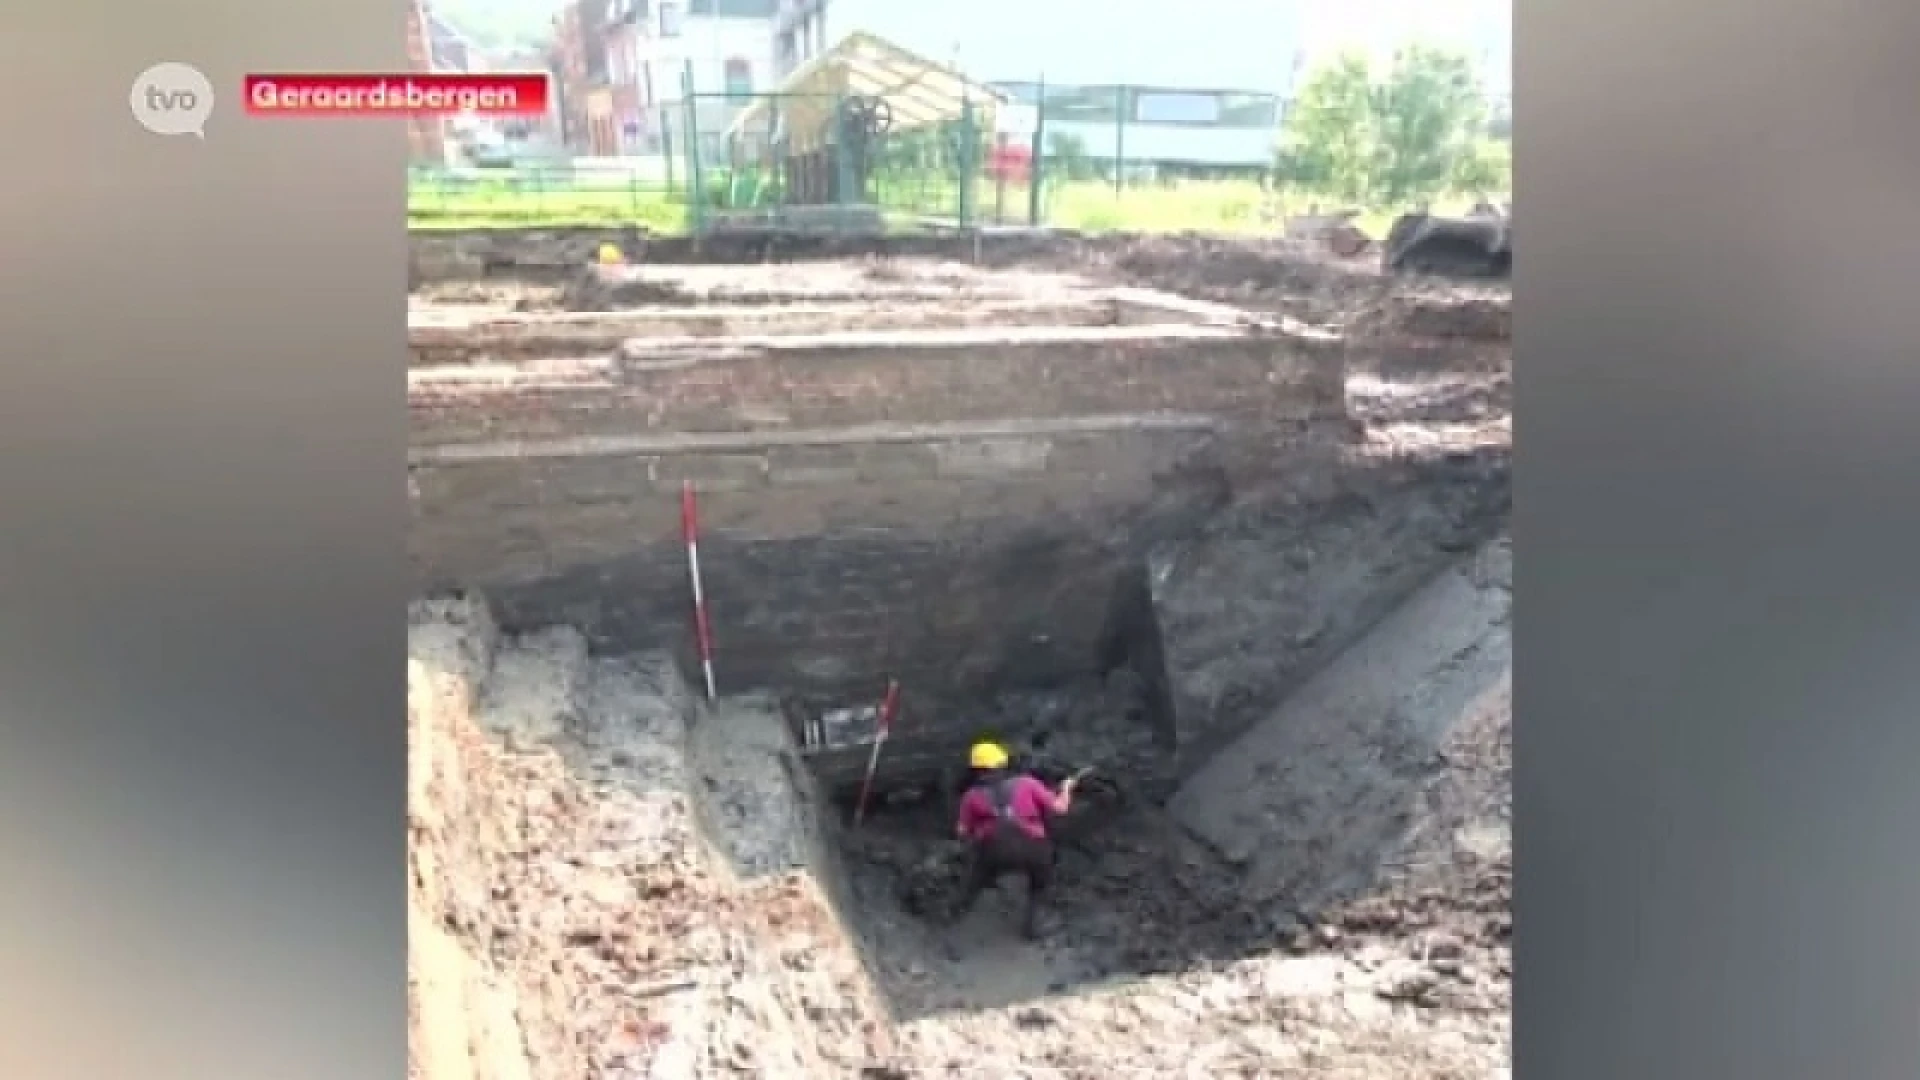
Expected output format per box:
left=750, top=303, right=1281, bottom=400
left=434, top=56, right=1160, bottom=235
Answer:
left=0, top=4, right=406, bottom=1078
left=5, top=0, right=1920, bottom=1075
left=1520, top=0, right=1920, bottom=1075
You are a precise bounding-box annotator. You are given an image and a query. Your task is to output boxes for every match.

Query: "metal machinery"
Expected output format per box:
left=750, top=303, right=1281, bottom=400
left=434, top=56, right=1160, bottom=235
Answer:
left=775, top=94, right=888, bottom=206
left=721, top=32, right=1003, bottom=223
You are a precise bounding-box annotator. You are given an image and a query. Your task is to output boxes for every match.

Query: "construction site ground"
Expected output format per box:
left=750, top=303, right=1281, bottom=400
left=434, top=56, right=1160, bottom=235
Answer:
left=408, top=237, right=1512, bottom=1079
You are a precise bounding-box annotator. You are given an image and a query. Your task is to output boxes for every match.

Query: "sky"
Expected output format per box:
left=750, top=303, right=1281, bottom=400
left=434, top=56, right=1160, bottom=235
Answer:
left=827, top=0, right=1509, bottom=94
left=1296, top=0, right=1511, bottom=93
left=444, top=0, right=1512, bottom=96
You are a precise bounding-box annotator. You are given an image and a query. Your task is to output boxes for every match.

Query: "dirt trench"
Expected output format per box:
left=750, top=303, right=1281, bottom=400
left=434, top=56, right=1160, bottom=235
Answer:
left=408, top=238, right=1511, bottom=1078
left=410, top=538, right=1510, bottom=1078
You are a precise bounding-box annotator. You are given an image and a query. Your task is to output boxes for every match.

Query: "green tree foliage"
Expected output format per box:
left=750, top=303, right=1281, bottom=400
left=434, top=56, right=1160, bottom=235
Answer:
left=1452, top=137, right=1509, bottom=196
left=1276, top=45, right=1508, bottom=206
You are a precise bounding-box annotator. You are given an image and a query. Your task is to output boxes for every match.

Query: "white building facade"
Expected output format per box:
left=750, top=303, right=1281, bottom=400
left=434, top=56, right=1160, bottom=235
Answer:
left=619, top=0, right=779, bottom=161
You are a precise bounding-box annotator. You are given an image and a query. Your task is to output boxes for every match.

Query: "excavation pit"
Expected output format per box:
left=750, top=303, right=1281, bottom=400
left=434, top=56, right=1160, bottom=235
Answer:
left=408, top=245, right=1512, bottom=1075
left=407, top=258, right=1258, bottom=368
left=806, top=537, right=1510, bottom=1036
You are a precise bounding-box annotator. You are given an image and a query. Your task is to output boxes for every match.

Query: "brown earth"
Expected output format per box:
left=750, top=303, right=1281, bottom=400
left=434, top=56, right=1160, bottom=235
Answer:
left=408, top=237, right=1512, bottom=1079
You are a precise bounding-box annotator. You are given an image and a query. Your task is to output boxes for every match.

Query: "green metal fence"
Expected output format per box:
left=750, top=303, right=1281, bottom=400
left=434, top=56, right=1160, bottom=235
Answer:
left=999, top=81, right=1284, bottom=231
left=675, top=81, right=987, bottom=234
left=402, top=75, right=1298, bottom=235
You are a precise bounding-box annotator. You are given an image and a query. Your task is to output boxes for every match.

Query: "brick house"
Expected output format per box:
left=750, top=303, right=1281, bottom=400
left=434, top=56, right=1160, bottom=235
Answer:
left=404, top=0, right=446, bottom=162
left=554, top=1, right=615, bottom=152
left=576, top=0, right=619, bottom=155
left=605, top=0, right=646, bottom=154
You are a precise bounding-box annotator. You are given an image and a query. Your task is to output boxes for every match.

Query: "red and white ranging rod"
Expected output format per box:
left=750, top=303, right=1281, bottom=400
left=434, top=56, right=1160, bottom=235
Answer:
left=679, top=479, right=718, bottom=701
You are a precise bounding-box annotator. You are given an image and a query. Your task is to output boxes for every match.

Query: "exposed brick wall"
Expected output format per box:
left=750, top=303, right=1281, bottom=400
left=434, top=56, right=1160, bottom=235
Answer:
left=412, top=328, right=1340, bottom=757
left=411, top=423, right=1229, bottom=733
left=410, top=330, right=1344, bottom=450
left=409, top=249, right=1351, bottom=770
left=407, top=226, right=1205, bottom=282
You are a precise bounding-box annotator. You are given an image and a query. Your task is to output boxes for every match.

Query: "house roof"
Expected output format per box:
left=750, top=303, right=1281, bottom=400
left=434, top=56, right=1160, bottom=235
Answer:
left=728, top=31, right=1009, bottom=146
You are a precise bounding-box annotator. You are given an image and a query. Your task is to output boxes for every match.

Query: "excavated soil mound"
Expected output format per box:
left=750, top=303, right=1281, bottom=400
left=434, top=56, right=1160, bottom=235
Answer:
left=557, top=268, right=692, bottom=312
left=969, top=232, right=1512, bottom=344
left=407, top=595, right=893, bottom=1080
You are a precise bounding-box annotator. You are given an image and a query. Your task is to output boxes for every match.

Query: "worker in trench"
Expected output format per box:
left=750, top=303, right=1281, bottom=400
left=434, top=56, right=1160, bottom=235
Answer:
left=950, top=740, right=1080, bottom=940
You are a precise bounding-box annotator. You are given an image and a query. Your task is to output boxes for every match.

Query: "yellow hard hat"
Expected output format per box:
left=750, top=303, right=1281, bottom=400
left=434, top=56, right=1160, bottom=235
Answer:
left=969, top=741, right=1009, bottom=770
left=596, top=243, right=625, bottom=265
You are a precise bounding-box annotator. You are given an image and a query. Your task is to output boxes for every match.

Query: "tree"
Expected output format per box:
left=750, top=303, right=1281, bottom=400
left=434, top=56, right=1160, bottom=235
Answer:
left=1452, top=138, right=1509, bottom=199
left=1274, top=52, right=1376, bottom=203
left=1276, top=45, right=1506, bottom=206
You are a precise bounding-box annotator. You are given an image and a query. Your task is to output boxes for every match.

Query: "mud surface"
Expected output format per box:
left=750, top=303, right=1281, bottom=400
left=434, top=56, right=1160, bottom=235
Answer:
left=1173, top=540, right=1512, bottom=910
left=412, top=570, right=1510, bottom=1079
left=1006, top=233, right=1510, bottom=335
left=408, top=235, right=1512, bottom=1078
left=416, top=232, right=1509, bottom=341
left=825, top=541, right=1509, bottom=1078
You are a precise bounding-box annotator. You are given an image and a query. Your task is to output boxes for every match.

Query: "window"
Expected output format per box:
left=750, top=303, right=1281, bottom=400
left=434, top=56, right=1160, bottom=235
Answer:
left=1133, top=91, right=1221, bottom=126
left=658, top=2, right=682, bottom=36
left=1215, top=93, right=1280, bottom=129
left=1040, top=85, right=1125, bottom=125
left=724, top=57, right=753, bottom=98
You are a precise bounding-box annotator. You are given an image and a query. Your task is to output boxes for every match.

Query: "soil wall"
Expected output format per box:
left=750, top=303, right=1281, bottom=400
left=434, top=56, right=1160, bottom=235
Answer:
left=411, top=420, right=1230, bottom=741
left=410, top=313, right=1345, bottom=744
left=410, top=226, right=1094, bottom=283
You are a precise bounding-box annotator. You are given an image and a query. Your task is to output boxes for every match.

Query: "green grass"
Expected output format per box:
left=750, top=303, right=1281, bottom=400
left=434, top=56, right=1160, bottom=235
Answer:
left=406, top=171, right=1500, bottom=239
left=406, top=173, right=691, bottom=231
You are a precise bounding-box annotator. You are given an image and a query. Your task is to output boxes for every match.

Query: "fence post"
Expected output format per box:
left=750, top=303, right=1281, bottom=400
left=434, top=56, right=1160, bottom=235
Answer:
left=682, top=61, right=705, bottom=234
left=662, top=104, right=676, bottom=192
left=1113, top=85, right=1127, bottom=194
left=1028, top=76, right=1046, bottom=226
left=957, top=97, right=978, bottom=229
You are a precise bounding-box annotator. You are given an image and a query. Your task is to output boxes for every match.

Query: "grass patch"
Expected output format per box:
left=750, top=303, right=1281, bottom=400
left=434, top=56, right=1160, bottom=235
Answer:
left=407, top=175, right=690, bottom=232
left=406, top=173, right=1499, bottom=238
left=1045, top=181, right=1272, bottom=234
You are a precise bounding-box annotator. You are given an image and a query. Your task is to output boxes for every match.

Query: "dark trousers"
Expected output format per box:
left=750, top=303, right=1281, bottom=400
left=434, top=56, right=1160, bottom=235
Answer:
left=957, top=824, right=1056, bottom=936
